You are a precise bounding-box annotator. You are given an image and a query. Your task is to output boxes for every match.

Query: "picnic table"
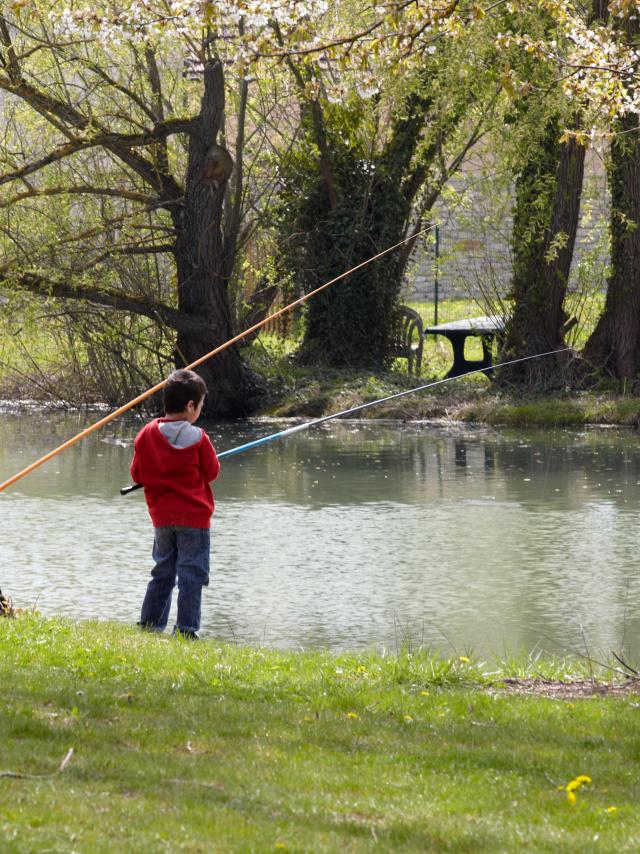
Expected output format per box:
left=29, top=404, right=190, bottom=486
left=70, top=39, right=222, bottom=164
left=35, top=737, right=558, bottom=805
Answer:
left=424, top=315, right=506, bottom=378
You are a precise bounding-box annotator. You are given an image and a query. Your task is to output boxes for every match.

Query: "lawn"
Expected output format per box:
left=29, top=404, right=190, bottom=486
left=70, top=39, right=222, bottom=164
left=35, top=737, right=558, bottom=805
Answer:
left=406, top=293, right=605, bottom=378
left=252, top=294, right=606, bottom=387
left=1, top=616, right=639, bottom=852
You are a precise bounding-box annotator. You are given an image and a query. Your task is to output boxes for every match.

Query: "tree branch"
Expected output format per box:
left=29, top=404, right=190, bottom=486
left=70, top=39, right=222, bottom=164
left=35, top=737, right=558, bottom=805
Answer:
left=0, top=139, right=95, bottom=186
left=144, top=45, right=170, bottom=176
left=271, top=19, right=337, bottom=209
left=74, top=243, right=175, bottom=270
left=0, top=184, right=166, bottom=208
left=224, top=49, right=249, bottom=274
left=395, top=120, right=486, bottom=277
left=3, top=271, right=212, bottom=338
left=0, top=15, right=21, bottom=83
left=0, top=72, right=191, bottom=199
left=70, top=53, right=162, bottom=125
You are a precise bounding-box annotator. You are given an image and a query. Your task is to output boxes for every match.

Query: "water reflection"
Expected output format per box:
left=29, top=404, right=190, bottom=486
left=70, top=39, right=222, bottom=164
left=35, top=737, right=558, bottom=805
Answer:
left=1, top=410, right=640, bottom=657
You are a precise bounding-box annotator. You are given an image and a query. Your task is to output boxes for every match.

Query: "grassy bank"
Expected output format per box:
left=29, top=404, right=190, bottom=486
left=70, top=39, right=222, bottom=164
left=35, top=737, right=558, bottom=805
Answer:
left=2, top=295, right=640, bottom=428
left=241, top=299, right=640, bottom=427
left=258, top=364, right=640, bottom=428
left=1, top=616, right=639, bottom=852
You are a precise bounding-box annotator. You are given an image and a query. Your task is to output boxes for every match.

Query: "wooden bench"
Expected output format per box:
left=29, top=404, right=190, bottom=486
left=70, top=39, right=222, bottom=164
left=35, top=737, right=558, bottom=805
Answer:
left=390, top=306, right=424, bottom=375
left=424, top=315, right=505, bottom=378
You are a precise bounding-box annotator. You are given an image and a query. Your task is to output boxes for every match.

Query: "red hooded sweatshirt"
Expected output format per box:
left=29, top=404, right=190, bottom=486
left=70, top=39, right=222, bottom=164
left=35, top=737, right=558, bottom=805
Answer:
left=130, top=419, right=220, bottom=529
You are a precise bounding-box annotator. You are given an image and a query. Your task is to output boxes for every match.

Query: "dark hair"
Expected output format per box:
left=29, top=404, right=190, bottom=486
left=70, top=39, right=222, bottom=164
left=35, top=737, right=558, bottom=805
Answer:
left=163, top=369, right=207, bottom=414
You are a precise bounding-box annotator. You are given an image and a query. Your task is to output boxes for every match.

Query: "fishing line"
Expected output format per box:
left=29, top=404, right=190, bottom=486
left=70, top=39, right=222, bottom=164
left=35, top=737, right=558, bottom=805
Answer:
left=121, top=347, right=571, bottom=495
left=0, top=226, right=433, bottom=494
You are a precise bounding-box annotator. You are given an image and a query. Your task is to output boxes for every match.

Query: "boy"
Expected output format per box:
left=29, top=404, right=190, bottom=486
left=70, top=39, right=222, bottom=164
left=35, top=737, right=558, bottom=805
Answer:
left=131, top=368, right=220, bottom=639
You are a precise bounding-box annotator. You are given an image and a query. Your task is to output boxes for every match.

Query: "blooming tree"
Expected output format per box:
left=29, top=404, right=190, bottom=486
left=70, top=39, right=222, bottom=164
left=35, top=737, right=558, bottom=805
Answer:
left=0, top=0, right=333, bottom=411
left=502, top=0, right=640, bottom=379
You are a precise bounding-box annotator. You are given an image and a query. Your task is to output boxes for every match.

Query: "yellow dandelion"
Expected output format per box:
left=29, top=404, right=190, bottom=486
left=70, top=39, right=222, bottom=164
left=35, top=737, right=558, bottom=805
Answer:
left=567, top=790, right=577, bottom=805
left=459, top=656, right=470, bottom=663
left=420, top=690, right=430, bottom=696
left=346, top=711, right=359, bottom=720
left=606, top=806, right=618, bottom=814
left=566, top=774, right=592, bottom=794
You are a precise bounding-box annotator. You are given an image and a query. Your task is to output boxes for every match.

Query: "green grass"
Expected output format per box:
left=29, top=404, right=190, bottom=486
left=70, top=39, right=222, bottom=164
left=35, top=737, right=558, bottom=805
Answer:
left=252, top=295, right=604, bottom=396
left=1, top=616, right=640, bottom=852
left=407, top=294, right=604, bottom=375
left=251, top=296, right=640, bottom=426
left=459, top=393, right=640, bottom=427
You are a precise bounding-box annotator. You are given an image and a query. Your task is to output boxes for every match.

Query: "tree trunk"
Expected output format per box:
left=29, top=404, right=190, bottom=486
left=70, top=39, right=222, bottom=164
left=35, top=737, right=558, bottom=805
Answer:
left=577, top=1, right=640, bottom=382
left=297, top=170, right=408, bottom=368
left=172, top=59, right=261, bottom=416
left=500, top=119, right=585, bottom=388
left=582, top=112, right=640, bottom=379
left=297, top=90, right=435, bottom=368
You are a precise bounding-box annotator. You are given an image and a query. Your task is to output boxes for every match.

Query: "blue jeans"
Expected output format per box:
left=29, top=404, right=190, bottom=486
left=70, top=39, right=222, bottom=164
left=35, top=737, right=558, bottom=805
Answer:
left=140, top=526, right=210, bottom=635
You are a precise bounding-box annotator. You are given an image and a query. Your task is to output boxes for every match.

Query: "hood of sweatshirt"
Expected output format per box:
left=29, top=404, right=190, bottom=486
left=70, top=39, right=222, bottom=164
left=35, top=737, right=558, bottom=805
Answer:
left=138, top=419, right=205, bottom=478
left=158, top=418, right=202, bottom=448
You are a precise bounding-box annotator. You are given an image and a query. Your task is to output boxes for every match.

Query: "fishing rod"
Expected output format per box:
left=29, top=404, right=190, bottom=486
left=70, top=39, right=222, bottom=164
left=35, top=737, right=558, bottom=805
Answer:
left=0, top=226, right=433, bottom=494
left=121, top=347, right=570, bottom=496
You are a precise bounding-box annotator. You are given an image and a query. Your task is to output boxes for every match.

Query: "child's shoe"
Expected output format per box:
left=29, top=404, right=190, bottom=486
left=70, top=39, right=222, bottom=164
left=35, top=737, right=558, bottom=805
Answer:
left=173, top=627, right=199, bottom=640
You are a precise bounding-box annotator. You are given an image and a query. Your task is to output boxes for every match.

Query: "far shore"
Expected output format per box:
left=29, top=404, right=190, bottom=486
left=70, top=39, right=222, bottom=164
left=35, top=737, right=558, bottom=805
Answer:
left=2, top=378, right=640, bottom=430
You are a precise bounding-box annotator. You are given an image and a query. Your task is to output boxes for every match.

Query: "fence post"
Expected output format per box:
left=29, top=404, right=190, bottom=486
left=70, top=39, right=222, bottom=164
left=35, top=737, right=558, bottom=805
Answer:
left=434, top=224, right=440, bottom=326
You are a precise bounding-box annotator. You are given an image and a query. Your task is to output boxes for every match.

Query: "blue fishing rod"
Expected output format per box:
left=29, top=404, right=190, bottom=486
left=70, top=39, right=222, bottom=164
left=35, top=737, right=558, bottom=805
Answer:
left=121, top=347, right=569, bottom=495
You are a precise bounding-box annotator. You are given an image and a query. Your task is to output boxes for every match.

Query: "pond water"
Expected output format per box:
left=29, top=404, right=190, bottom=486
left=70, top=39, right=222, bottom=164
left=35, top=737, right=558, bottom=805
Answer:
left=2, top=408, right=640, bottom=658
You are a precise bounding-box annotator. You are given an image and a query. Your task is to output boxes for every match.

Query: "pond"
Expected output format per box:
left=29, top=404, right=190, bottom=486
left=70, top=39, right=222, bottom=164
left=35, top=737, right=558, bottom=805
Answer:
left=2, top=408, right=640, bottom=659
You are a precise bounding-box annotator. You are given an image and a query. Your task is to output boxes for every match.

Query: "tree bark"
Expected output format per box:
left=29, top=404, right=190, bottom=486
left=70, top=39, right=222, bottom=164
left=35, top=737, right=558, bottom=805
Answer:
left=582, top=110, right=640, bottom=378
left=582, top=0, right=640, bottom=381
left=171, top=59, right=261, bottom=416
left=500, top=119, right=585, bottom=388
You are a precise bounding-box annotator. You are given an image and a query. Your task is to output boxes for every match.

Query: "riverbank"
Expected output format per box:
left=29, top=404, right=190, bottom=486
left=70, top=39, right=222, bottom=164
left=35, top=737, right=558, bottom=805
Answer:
left=3, top=368, right=640, bottom=430
left=2, top=616, right=639, bottom=851
left=261, top=369, right=640, bottom=428
left=4, top=292, right=640, bottom=428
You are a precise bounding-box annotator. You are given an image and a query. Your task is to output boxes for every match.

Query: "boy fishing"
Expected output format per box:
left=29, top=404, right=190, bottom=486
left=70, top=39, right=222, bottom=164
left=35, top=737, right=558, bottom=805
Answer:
left=130, top=369, right=220, bottom=639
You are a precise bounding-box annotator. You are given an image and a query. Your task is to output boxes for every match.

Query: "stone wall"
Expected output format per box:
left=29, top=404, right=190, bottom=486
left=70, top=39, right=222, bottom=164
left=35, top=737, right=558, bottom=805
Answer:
left=404, top=148, right=610, bottom=308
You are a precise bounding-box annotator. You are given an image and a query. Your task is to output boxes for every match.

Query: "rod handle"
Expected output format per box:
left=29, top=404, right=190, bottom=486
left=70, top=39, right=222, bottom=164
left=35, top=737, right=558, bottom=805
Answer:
left=120, top=483, right=143, bottom=496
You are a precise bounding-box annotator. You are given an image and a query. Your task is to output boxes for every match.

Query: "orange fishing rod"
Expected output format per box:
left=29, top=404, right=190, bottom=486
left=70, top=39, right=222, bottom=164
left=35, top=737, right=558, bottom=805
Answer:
left=0, top=227, right=432, bottom=493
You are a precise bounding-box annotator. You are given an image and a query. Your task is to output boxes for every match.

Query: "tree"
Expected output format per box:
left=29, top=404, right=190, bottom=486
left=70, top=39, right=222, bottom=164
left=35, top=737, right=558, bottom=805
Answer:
left=455, top=7, right=586, bottom=390
left=499, top=108, right=586, bottom=388
left=583, top=109, right=640, bottom=378
left=273, top=7, right=500, bottom=369
left=582, top=3, right=640, bottom=379
left=0, top=2, right=328, bottom=414
left=499, top=1, right=640, bottom=383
